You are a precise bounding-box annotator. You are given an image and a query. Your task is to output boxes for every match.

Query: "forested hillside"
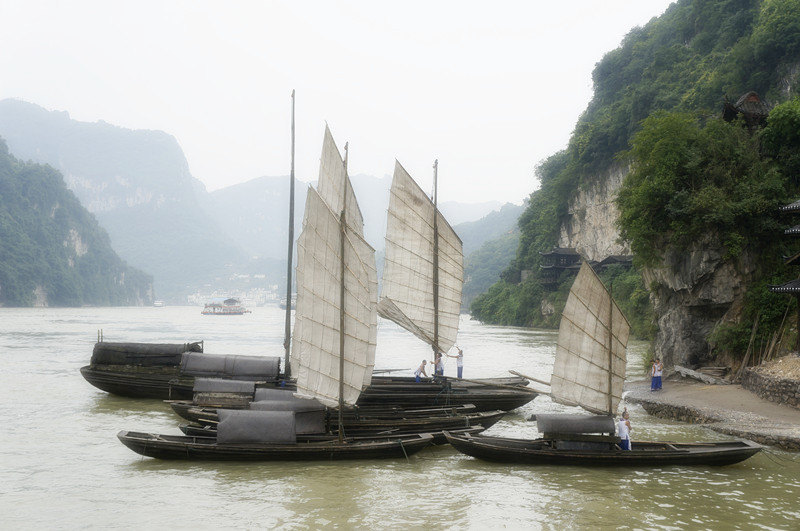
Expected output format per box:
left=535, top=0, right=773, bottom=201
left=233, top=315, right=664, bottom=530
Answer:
left=0, top=99, right=244, bottom=301
left=472, top=0, right=800, bottom=360
left=0, top=139, right=152, bottom=306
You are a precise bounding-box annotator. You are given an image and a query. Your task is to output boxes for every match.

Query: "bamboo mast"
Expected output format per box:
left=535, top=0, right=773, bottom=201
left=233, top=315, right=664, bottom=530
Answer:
left=432, top=159, right=440, bottom=361
left=283, top=90, right=296, bottom=379
left=338, top=142, right=349, bottom=443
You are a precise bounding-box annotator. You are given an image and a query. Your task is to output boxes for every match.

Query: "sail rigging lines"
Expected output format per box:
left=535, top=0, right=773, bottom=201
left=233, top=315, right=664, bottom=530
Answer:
left=550, top=261, right=630, bottom=415
left=290, top=126, right=378, bottom=409
left=378, top=160, right=464, bottom=355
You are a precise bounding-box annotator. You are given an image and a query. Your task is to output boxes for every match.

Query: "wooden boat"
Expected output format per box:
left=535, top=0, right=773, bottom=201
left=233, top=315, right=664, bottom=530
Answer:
left=166, top=399, right=483, bottom=421
left=81, top=356, right=535, bottom=409
left=446, top=262, right=763, bottom=467
left=179, top=423, right=484, bottom=444
left=118, top=430, right=433, bottom=461
left=169, top=402, right=506, bottom=434
left=444, top=432, right=764, bottom=466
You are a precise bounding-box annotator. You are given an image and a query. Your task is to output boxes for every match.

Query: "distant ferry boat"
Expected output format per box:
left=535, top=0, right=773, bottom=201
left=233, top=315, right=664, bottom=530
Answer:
left=153, top=300, right=165, bottom=307
left=201, top=298, right=251, bottom=315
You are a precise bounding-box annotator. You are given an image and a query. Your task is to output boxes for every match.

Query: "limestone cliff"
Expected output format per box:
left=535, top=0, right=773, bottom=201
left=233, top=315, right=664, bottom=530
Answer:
left=642, top=234, right=758, bottom=367
left=557, top=164, right=630, bottom=261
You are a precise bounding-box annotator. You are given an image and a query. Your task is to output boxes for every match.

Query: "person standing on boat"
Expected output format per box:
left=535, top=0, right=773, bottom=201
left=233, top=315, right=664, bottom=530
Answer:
left=651, top=358, right=663, bottom=391
left=446, top=348, right=464, bottom=379
left=414, top=360, right=428, bottom=383
left=430, top=354, right=445, bottom=378
left=618, top=409, right=632, bottom=451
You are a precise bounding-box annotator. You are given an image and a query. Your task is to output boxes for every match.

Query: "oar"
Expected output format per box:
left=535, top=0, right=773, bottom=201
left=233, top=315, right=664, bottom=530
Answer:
left=446, top=376, right=544, bottom=394
left=508, top=370, right=552, bottom=388
left=372, top=368, right=411, bottom=374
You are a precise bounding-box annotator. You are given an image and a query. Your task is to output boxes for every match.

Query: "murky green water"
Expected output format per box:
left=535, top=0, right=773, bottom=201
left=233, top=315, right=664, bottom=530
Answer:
left=1, top=306, right=798, bottom=529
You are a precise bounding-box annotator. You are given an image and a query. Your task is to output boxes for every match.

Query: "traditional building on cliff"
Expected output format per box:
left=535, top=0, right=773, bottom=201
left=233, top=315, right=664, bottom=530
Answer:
left=539, top=248, right=582, bottom=287
left=723, top=91, right=771, bottom=131
left=539, top=248, right=633, bottom=288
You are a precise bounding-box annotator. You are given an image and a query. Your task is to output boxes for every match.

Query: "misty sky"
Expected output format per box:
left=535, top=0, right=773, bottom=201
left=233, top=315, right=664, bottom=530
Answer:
left=1, top=1, right=674, bottom=204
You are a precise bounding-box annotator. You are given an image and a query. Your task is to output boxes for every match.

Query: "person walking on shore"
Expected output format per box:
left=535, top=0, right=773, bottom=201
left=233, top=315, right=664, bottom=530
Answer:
left=446, top=348, right=464, bottom=379
left=651, top=358, right=663, bottom=391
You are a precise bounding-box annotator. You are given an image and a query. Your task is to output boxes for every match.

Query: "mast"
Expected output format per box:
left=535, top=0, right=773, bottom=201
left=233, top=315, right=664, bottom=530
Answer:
left=338, top=142, right=349, bottom=443
left=283, top=90, right=296, bottom=379
left=607, top=282, right=613, bottom=416
left=432, top=159, right=439, bottom=358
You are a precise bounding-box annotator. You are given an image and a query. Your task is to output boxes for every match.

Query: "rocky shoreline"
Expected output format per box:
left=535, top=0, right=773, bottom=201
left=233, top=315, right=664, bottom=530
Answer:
left=625, top=378, right=800, bottom=451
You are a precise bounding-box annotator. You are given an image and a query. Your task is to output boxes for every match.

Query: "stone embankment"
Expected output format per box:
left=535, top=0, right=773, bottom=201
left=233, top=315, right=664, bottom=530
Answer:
left=741, top=355, right=800, bottom=409
left=625, top=378, right=800, bottom=451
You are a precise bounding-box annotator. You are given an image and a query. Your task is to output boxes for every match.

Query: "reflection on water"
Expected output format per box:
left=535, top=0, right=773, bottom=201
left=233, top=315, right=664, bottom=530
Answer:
left=1, top=306, right=799, bottom=528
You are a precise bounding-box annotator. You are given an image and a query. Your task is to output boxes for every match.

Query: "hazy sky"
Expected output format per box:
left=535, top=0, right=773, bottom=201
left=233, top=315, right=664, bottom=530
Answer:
left=0, top=1, right=674, bottom=204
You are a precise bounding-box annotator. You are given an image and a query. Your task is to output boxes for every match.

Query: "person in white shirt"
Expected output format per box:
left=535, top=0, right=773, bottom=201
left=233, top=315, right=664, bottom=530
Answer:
left=414, top=360, right=428, bottom=383
left=446, top=348, right=464, bottom=379
left=618, top=408, right=632, bottom=451
left=651, top=358, right=663, bottom=391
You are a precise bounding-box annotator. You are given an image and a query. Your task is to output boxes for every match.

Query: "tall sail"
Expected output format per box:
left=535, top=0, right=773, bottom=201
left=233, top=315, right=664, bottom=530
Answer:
left=550, top=261, right=630, bottom=415
left=290, top=129, right=378, bottom=408
left=378, top=160, right=463, bottom=353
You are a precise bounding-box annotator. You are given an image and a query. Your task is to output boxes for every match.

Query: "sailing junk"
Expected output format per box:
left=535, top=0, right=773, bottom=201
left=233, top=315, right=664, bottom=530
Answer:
left=445, top=261, right=763, bottom=466
left=117, top=125, right=434, bottom=461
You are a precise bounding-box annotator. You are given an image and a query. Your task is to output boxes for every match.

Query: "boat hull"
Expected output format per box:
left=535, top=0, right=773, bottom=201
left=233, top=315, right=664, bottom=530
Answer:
left=82, top=365, right=536, bottom=411
left=169, top=402, right=506, bottom=437
left=445, top=433, right=764, bottom=467
left=179, top=423, right=484, bottom=444
left=117, top=431, right=433, bottom=461
left=80, top=366, right=192, bottom=399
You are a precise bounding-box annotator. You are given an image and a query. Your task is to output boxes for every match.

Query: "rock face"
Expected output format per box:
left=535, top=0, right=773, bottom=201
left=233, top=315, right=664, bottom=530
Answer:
left=556, top=163, right=756, bottom=368
left=557, top=163, right=631, bottom=261
left=642, top=234, right=758, bottom=367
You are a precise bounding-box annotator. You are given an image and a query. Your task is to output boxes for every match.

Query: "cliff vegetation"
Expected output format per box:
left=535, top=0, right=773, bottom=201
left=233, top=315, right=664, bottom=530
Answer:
left=0, top=139, right=152, bottom=306
left=472, top=0, right=800, bottom=354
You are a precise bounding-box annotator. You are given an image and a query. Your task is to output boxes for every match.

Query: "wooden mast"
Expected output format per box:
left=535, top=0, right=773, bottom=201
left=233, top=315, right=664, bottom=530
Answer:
left=338, top=142, right=349, bottom=443
left=432, top=159, right=440, bottom=360
left=607, top=281, right=614, bottom=416
left=283, top=90, right=296, bottom=379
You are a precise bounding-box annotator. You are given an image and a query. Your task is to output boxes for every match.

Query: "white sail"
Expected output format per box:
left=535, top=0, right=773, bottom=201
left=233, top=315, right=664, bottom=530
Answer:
left=378, top=161, right=463, bottom=353
left=290, top=127, right=377, bottom=407
left=316, top=125, right=364, bottom=236
left=550, top=261, right=630, bottom=415
left=291, top=187, right=378, bottom=407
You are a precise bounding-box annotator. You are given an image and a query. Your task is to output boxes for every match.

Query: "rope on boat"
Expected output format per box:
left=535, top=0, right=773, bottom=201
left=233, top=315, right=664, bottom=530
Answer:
left=764, top=448, right=800, bottom=464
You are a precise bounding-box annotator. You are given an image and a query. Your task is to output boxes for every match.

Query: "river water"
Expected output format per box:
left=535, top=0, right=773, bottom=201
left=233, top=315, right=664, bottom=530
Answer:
left=2, top=306, right=799, bottom=529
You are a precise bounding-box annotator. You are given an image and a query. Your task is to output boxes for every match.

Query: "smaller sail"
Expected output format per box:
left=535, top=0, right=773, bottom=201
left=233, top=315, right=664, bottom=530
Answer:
left=316, top=125, right=364, bottom=235
left=550, top=262, right=630, bottom=415
left=378, top=161, right=463, bottom=353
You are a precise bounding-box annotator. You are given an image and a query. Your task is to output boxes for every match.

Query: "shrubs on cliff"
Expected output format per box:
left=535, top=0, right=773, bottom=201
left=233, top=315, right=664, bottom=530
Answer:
left=619, top=100, right=800, bottom=359
left=618, top=112, right=785, bottom=264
